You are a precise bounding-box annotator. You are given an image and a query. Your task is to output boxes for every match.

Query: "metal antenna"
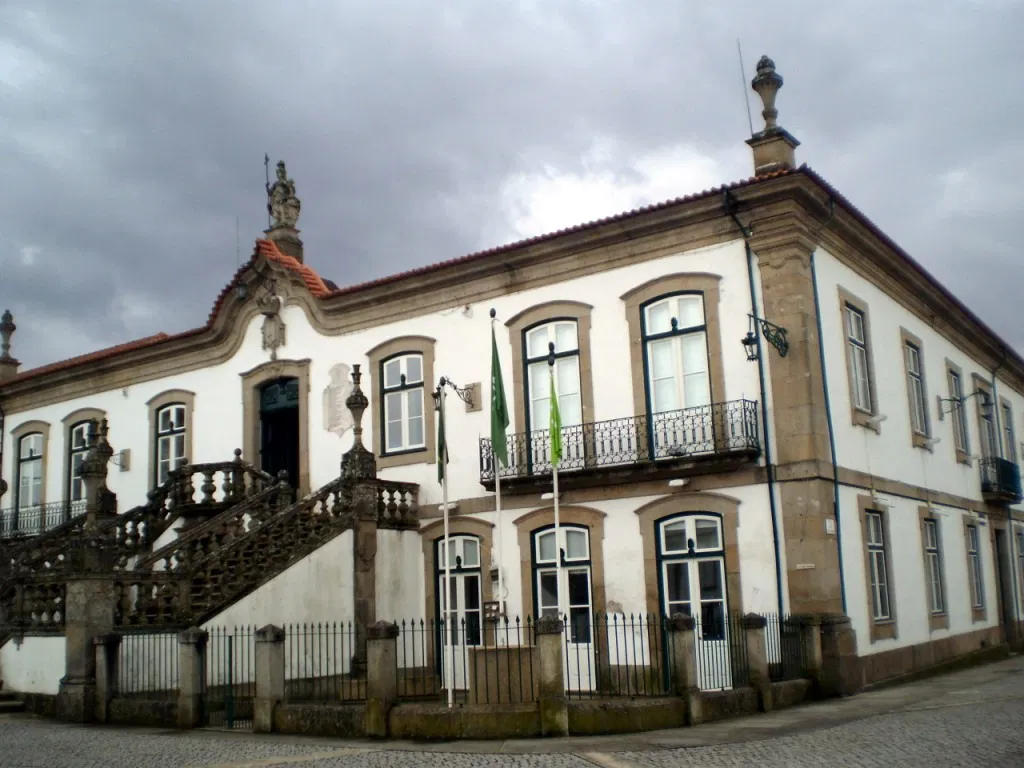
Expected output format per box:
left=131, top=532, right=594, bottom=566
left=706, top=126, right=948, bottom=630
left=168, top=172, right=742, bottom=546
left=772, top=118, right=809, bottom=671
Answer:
left=737, top=39, right=754, bottom=136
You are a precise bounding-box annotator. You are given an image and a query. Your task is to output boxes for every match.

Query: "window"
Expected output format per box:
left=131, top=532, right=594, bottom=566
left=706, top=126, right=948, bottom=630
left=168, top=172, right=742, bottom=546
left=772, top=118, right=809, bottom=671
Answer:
left=642, top=294, right=711, bottom=415
left=155, top=404, right=187, bottom=486
left=905, top=342, right=928, bottom=436
left=978, top=393, right=999, bottom=458
left=381, top=353, right=425, bottom=454
left=67, top=421, right=93, bottom=502
left=966, top=524, right=985, bottom=610
left=437, top=535, right=483, bottom=647
left=533, top=525, right=592, bottom=644
left=922, top=519, right=944, bottom=615
left=1017, top=530, right=1024, bottom=611
left=16, top=433, right=44, bottom=512
left=948, top=369, right=969, bottom=455
left=845, top=305, right=872, bottom=413
left=865, top=511, right=891, bottom=622
left=1002, top=403, right=1017, bottom=463
left=525, top=321, right=582, bottom=433
left=657, top=515, right=727, bottom=641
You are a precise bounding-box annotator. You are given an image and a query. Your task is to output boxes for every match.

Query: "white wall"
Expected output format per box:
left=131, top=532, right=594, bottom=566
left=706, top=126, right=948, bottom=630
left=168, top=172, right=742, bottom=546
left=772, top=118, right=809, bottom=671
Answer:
left=376, top=529, right=424, bottom=622
left=0, top=635, right=65, bottom=694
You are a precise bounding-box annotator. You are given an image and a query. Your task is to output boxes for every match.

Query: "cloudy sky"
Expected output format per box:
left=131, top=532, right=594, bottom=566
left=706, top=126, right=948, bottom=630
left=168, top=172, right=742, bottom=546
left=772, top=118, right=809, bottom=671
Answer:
left=1, top=1, right=1021, bottom=370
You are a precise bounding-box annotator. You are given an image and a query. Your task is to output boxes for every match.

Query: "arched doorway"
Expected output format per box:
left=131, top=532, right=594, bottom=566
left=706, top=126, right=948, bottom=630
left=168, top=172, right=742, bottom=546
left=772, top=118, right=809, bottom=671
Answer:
left=259, top=376, right=300, bottom=494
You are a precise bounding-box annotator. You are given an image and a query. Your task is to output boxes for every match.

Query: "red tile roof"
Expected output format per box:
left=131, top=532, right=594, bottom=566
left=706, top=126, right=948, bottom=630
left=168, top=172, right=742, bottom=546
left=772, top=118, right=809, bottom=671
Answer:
left=255, top=239, right=330, bottom=298
left=6, top=333, right=172, bottom=382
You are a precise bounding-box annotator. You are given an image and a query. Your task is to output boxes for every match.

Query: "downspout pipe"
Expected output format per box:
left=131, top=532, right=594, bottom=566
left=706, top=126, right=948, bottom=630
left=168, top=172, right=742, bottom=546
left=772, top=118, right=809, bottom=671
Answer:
left=725, top=191, right=785, bottom=617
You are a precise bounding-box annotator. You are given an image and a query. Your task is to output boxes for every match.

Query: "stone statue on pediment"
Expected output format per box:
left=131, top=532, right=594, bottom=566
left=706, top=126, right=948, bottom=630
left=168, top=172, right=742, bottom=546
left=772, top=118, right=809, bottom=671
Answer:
left=259, top=292, right=286, bottom=360
left=267, top=160, right=301, bottom=228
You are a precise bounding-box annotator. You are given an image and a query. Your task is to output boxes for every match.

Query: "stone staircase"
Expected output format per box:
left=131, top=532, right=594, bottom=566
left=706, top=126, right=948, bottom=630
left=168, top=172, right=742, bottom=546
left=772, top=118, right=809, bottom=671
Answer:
left=0, top=691, right=25, bottom=714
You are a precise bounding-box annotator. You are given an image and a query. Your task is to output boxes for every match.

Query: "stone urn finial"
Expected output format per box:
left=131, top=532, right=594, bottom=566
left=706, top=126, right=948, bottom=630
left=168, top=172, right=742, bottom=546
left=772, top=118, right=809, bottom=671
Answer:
left=340, top=364, right=376, bottom=482
left=0, top=309, right=15, bottom=361
left=346, top=364, right=369, bottom=449
left=751, top=55, right=784, bottom=133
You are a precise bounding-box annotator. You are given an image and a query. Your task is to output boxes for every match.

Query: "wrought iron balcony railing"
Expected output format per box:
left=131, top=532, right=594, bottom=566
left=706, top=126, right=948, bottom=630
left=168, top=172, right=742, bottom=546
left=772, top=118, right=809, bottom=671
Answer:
left=479, top=399, right=760, bottom=483
left=0, top=500, right=88, bottom=540
left=979, top=456, right=1023, bottom=504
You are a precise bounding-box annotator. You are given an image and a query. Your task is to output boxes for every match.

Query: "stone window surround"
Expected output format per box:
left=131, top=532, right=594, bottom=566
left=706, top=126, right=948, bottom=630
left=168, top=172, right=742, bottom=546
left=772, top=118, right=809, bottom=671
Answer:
left=858, top=493, right=897, bottom=643
left=634, top=492, right=742, bottom=618
left=899, top=328, right=932, bottom=451
left=366, top=336, right=436, bottom=470
left=60, top=407, right=107, bottom=502
left=146, top=389, right=196, bottom=491
left=963, top=513, right=986, bottom=623
left=971, top=374, right=996, bottom=460
left=513, top=505, right=606, bottom=620
left=505, top=302, right=594, bottom=438
left=620, top=273, right=726, bottom=423
left=917, top=505, right=949, bottom=632
left=999, top=396, right=1016, bottom=463
left=419, top=516, right=494, bottom=661
left=839, top=287, right=880, bottom=433
left=240, top=359, right=311, bottom=497
left=10, top=420, right=50, bottom=509
left=945, top=359, right=971, bottom=465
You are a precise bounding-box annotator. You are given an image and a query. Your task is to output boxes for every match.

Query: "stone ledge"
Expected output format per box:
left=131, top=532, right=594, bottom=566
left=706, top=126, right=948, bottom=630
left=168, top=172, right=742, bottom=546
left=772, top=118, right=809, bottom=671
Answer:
left=273, top=702, right=366, bottom=738
left=699, top=687, right=759, bottom=723
left=567, top=697, right=685, bottom=735
left=109, top=698, right=177, bottom=728
left=389, top=702, right=541, bottom=740
left=770, top=679, right=811, bottom=709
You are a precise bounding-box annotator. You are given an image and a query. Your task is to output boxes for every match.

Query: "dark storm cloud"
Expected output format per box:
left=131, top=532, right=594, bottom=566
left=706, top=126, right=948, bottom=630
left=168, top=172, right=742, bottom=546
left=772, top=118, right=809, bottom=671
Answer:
left=1, top=0, right=1021, bottom=370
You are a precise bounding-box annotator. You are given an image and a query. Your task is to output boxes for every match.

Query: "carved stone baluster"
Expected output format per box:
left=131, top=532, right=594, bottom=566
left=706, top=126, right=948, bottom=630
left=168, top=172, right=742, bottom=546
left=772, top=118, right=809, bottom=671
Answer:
left=231, top=449, right=246, bottom=498
left=182, top=467, right=195, bottom=506
left=397, top=489, right=411, bottom=525
left=201, top=469, right=216, bottom=505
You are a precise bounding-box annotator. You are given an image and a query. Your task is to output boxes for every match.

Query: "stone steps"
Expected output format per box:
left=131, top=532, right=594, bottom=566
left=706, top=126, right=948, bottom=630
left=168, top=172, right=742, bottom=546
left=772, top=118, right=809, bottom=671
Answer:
left=0, top=693, right=25, bottom=714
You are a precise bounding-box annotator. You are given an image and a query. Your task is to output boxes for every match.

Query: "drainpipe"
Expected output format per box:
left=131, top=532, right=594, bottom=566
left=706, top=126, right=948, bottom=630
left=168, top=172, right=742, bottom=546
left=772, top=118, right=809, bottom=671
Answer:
left=989, top=352, right=1021, bottom=634
left=725, top=192, right=785, bottom=617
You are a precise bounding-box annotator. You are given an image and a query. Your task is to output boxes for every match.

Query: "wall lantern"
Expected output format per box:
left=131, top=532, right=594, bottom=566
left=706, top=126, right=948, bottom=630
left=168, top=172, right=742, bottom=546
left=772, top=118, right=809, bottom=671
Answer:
left=742, top=314, right=789, bottom=361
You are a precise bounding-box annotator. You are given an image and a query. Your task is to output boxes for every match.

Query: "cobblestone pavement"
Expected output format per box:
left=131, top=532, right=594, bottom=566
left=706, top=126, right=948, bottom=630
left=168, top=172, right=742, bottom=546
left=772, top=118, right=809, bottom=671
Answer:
left=1, top=660, right=1023, bottom=767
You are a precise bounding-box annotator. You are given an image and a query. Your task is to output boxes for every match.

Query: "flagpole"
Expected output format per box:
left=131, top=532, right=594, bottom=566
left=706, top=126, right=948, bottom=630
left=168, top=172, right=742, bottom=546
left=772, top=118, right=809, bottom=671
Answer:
left=440, top=385, right=454, bottom=710
left=548, top=343, right=562, bottom=625
left=493, top=317, right=505, bottom=622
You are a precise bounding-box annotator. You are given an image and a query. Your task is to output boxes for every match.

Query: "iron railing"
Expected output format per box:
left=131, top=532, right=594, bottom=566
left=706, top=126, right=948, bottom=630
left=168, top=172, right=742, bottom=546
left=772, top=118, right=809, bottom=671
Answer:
left=763, top=614, right=806, bottom=683
left=563, top=613, right=671, bottom=699
left=395, top=616, right=538, bottom=704
left=979, top=457, right=1023, bottom=503
left=118, top=631, right=180, bottom=698
left=0, top=500, right=86, bottom=539
left=693, top=613, right=749, bottom=692
left=480, top=400, right=760, bottom=481
left=284, top=621, right=365, bottom=702
left=204, top=625, right=255, bottom=730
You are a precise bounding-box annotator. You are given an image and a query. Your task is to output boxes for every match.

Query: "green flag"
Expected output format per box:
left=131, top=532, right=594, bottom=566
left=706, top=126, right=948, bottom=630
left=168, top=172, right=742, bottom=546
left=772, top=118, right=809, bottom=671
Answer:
left=490, top=327, right=510, bottom=469
left=437, top=399, right=449, bottom=485
left=549, top=371, right=562, bottom=466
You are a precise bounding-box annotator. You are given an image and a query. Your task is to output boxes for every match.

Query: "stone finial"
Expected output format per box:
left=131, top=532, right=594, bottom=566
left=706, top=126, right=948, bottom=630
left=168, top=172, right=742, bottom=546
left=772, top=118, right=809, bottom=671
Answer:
left=0, top=309, right=19, bottom=382
left=346, top=364, right=369, bottom=448
left=751, top=55, right=784, bottom=133
left=746, top=54, right=800, bottom=175
left=341, top=363, right=376, bottom=482
left=265, top=160, right=304, bottom=262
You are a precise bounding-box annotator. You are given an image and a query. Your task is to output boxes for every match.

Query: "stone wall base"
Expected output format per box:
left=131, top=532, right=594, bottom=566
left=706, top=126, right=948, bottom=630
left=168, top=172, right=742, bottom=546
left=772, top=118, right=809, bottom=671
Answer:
left=860, top=627, right=1009, bottom=690
left=274, top=703, right=366, bottom=738
left=20, top=693, right=60, bottom=718
left=388, top=702, right=541, bottom=740
left=108, top=698, right=178, bottom=728
left=700, top=687, right=759, bottom=723
left=567, top=698, right=685, bottom=735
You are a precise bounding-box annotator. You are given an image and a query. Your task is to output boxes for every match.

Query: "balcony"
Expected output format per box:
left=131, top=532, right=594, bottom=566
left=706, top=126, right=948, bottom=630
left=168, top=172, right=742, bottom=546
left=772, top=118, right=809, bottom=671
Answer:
left=0, top=500, right=88, bottom=540
left=979, top=457, right=1023, bottom=505
left=479, top=400, right=760, bottom=491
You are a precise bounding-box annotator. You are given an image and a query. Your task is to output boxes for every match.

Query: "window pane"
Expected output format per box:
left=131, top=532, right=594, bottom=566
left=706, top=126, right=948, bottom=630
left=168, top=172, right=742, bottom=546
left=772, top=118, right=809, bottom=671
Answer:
left=555, top=356, right=580, bottom=395
left=383, top=359, right=402, bottom=389
left=694, top=519, right=720, bottom=550
left=464, top=575, right=481, bottom=610
left=650, top=339, right=675, bottom=379
left=20, top=434, right=42, bottom=459
left=174, top=435, right=185, bottom=462
left=527, top=327, right=550, bottom=359
left=554, top=322, right=578, bottom=353
left=406, top=388, right=423, bottom=418
left=405, top=355, right=423, bottom=384
left=386, top=419, right=403, bottom=451
left=569, top=607, right=591, bottom=644
left=665, top=562, right=690, bottom=604
left=159, top=409, right=172, bottom=432
left=567, top=570, right=590, bottom=607
left=700, top=602, right=725, bottom=641
left=676, top=296, right=705, bottom=329
left=537, top=532, right=556, bottom=562
left=663, top=522, right=688, bottom=553
left=565, top=529, right=588, bottom=560
left=539, top=572, right=558, bottom=610
left=462, top=539, right=479, bottom=567
left=407, top=415, right=424, bottom=447
left=680, top=333, right=708, bottom=374
left=654, top=378, right=679, bottom=414
left=646, top=301, right=672, bottom=335
left=697, top=560, right=723, bottom=600
left=683, top=371, right=711, bottom=408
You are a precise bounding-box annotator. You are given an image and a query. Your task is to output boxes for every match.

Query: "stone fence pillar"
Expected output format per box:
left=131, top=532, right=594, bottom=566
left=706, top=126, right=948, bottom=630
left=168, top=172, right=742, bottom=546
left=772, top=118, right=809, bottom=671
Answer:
left=93, top=632, right=121, bottom=724
left=177, top=627, right=208, bottom=729
left=666, top=614, right=702, bottom=725
left=254, top=624, right=285, bottom=733
left=364, top=621, right=399, bottom=738
left=789, top=613, right=823, bottom=688
left=819, top=614, right=862, bottom=698
left=535, top=616, right=568, bottom=737
left=742, top=613, right=772, bottom=712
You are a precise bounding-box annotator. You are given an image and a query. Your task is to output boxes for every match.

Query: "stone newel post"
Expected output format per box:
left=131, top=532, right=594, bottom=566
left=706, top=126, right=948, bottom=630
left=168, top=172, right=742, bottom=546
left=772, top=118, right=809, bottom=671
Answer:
left=819, top=614, right=862, bottom=698
left=666, top=614, right=702, bottom=725
left=742, top=613, right=772, bottom=712
left=93, top=632, right=122, bottom=724
left=364, top=621, right=399, bottom=738
left=535, top=616, right=568, bottom=737
left=254, top=624, right=285, bottom=733
left=177, top=627, right=209, bottom=729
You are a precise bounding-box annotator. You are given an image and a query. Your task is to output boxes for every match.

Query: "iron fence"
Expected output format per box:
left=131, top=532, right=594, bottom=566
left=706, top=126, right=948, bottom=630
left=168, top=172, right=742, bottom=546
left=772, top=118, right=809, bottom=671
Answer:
left=764, top=614, right=806, bottom=682
left=480, top=400, right=760, bottom=481
left=204, top=625, right=255, bottom=729
left=284, top=621, right=365, bottom=702
left=0, top=500, right=86, bottom=539
left=693, top=613, right=749, bottom=691
left=563, top=613, right=672, bottom=699
left=394, top=616, right=538, bottom=704
left=118, top=631, right=179, bottom=698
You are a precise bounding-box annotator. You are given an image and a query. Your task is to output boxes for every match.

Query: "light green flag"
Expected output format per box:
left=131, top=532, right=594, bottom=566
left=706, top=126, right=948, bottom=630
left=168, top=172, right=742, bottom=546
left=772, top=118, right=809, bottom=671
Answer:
left=549, top=372, right=562, bottom=466
left=490, top=327, right=510, bottom=468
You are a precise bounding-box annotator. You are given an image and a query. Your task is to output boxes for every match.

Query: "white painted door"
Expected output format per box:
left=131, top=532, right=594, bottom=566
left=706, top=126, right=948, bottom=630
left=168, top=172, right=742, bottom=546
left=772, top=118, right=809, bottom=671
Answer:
left=437, top=537, right=483, bottom=693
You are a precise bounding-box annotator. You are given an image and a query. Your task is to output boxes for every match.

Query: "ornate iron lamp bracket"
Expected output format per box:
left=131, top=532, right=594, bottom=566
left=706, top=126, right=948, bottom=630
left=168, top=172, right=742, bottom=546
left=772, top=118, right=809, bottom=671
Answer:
left=434, top=376, right=474, bottom=409
left=743, top=314, right=789, bottom=359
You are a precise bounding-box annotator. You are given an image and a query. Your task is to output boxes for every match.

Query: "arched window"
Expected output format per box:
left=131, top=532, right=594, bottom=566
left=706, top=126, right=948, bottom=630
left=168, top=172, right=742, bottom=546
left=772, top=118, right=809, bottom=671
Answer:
left=656, top=514, right=726, bottom=639
left=381, top=353, right=425, bottom=454
left=155, top=404, right=187, bottom=485
left=525, top=321, right=583, bottom=469
left=437, top=534, right=483, bottom=648
left=67, top=421, right=93, bottom=502
left=532, top=525, right=592, bottom=643
left=16, top=433, right=44, bottom=514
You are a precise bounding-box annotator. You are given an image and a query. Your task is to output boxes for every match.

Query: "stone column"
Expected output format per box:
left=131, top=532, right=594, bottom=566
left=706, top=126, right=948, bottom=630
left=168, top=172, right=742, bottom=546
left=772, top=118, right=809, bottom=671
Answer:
left=819, top=614, right=861, bottom=698
left=789, top=613, right=823, bottom=689
left=364, top=621, right=399, bottom=738
left=743, top=613, right=772, bottom=712
left=254, top=624, right=285, bottom=733
left=93, top=632, right=121, bottom=724
left=666, top=614, right=702, bottom=725
left=177, top=626, right=208, bottom=729
left=535, top=616, right=568, bottom=737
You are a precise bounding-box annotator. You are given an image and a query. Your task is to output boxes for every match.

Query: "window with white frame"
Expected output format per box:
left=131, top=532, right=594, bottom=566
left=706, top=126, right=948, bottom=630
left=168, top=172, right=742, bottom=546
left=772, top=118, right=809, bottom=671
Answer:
left=905, top=342, right=928, bottom=436
left=967, top=524, right=985, bottom=609
left=979, top=396, right=999, bottom=459
left=17, top=433, right=44, bottom=511
left=155, top=404, right=187, bottom=486
left=525, top=321, right=582, bottom=433
left=1002, top=403, right=1017, bottom=463
left=845, top=305, right=872, bottom=412
left=67, top=421, right=92, bottom=502
left=657, top=514, right=727, bottom=640
left=642, top=294, right=711, bottom=414
left=922, top=518, right=944, bottom=615
left=381, top=353, right=425, bottom=454
left=533, top=526, right=592, bottom=644
left=948, top=370, right=969, bottom=454
left=437, top=535, right=483, bottom=647
left=865, top=511, right=891, bottom=622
